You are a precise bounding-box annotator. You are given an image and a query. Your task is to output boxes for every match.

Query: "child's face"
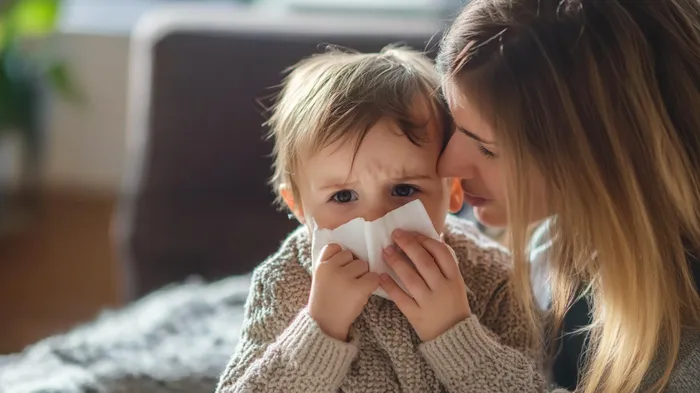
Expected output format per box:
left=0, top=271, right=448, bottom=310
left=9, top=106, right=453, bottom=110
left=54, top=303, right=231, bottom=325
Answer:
left=294, top=106, right=457, bottom=234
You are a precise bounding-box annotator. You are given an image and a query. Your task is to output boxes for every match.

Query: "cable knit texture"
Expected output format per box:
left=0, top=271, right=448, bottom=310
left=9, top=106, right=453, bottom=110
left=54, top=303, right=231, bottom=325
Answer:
left=216, top=215, right=542, bottom=393
left=215, top=215, right=700, bottom=393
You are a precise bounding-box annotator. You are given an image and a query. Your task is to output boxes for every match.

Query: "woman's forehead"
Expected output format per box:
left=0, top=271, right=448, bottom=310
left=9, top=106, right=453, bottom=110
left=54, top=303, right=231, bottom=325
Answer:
left=443, top=81, right=496, bottom=143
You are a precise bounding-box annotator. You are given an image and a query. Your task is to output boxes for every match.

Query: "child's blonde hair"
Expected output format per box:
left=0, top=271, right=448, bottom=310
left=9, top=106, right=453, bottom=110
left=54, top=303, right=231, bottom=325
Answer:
left=267, top=46, right=451, bottom=209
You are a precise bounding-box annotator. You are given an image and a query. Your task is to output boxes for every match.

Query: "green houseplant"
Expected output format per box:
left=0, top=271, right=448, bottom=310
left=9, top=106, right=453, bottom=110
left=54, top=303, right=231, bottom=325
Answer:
left=0, top=0, right=79, bottom=233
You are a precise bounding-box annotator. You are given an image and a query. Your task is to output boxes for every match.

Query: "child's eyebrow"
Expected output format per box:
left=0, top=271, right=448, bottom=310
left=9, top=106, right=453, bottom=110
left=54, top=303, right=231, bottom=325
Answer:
left=317, top=173, right=433, bottom=191
left=391, top=174, right=434, bottom=183
left=387, top=166, right=435, bottom=183
left=318, top=179, right=357, bottom=191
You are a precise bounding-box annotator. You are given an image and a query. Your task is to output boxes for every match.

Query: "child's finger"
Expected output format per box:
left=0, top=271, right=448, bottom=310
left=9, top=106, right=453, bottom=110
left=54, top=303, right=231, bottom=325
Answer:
left=324, top=248, right=355, bottom=266
left=320, top=244, right=343, bottom=261
left=379, top=273, right=419, bottom=315
left=383, top=246, right=431, bottom=300
left=413, top=234, right=460, bottom=280
left=343, top=259, right=370, bottom=278
left=391, top=230, right=445, bottom=288
left=359, top=272, right=381, bottom=293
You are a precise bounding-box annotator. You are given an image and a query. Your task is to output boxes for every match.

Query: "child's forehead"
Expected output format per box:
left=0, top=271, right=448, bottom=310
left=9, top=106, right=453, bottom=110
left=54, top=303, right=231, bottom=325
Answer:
left=301, top=116, right=441, bottom=178
left=314, top=94, right=443, bottom=146
left=289, top=93, right=448, bottom=188
left=305, top=113, right=439, bottom=156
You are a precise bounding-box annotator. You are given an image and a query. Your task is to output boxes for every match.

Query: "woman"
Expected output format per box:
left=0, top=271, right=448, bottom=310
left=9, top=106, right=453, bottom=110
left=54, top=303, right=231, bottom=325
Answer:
left=378, top=0, right=700, bottom=392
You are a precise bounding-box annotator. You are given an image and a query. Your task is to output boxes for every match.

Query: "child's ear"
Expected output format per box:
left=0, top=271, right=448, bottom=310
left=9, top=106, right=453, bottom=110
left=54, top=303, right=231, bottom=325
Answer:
left=448, top=178, right=464, bottom=214
left=279, top=184, right=305, bottom=224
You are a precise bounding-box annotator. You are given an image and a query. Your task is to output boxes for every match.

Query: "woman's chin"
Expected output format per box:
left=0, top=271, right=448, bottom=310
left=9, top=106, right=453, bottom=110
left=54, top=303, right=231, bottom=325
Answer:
left=473, top=206, right=508, bottom=229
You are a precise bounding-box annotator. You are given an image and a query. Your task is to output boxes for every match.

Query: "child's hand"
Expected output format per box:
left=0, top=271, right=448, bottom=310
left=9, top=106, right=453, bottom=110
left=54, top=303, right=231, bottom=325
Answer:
left=309, top=244, right=380, bottom=341
left=379, top=229, right=471, bottom=342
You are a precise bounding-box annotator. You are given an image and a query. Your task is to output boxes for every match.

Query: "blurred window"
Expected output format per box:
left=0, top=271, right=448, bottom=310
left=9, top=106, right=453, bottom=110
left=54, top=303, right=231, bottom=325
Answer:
left=60, top=0, right=461, bottom=35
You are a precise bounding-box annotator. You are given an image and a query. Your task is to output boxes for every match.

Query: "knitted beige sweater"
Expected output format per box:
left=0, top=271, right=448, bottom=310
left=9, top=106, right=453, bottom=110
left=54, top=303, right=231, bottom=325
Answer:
left=216, top=215, right=548, bottom=392
left=216, top=212, right=700, bottom=392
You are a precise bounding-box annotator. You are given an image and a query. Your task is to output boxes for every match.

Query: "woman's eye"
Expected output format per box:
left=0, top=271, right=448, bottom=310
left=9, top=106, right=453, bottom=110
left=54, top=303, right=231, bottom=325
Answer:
left=331, top=190, right=357, bottom=203
left=478, top=144, right=497, bottom=159
left=392, top=184, right=418, bottom=197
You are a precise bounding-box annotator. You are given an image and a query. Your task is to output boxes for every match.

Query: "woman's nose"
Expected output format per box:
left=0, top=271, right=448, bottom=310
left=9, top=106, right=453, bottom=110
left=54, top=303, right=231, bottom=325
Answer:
left=438, top=135, right=477, bottom=179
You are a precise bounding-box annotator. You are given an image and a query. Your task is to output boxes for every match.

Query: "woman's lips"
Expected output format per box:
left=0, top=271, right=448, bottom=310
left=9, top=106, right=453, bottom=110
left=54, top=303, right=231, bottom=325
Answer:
left=463, top=191, right=489, bottom=207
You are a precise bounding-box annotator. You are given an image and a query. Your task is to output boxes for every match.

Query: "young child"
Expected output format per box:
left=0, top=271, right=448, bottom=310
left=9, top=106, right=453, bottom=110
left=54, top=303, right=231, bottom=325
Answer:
left=216, top=47, right=536, bottom=393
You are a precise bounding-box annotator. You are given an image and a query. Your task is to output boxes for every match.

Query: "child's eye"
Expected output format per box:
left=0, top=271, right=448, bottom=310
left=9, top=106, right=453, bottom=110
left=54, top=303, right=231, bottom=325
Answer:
left=478, top=144, right=497, bottom=159
left=331, top=190, right=357, bottom=203
left=392, top=184, right=418, bottom=197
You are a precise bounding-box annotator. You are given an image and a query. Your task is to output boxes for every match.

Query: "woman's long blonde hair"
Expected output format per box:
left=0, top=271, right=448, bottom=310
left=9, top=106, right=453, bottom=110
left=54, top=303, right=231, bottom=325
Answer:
left=438, top=1, right=700, bottom=392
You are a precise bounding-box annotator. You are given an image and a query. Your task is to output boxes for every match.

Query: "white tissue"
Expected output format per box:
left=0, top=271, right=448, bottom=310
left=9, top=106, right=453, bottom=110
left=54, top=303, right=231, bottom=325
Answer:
left=310, top=199, right=441, bottom=299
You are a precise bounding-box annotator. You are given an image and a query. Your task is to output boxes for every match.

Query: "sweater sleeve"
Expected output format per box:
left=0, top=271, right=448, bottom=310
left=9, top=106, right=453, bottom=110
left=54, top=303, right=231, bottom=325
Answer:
left=216, top=265, right=358, bottom=393
left=479, top=279, right=541, bottom=363
left=419, top=316, right=570, bottom=393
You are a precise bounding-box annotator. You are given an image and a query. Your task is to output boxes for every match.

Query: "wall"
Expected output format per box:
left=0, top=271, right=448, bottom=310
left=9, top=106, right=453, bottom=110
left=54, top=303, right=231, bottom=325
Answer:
left=45, top=32, right=131, bottom=193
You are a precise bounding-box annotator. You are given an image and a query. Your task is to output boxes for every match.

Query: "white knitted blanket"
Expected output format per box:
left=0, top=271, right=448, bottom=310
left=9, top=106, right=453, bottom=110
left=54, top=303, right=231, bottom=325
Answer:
left=0, top=274, right=251, bottom=393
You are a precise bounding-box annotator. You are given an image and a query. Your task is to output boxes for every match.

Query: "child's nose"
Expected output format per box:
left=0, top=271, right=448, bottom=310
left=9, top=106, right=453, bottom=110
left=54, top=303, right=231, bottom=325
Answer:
left=363, top=204, right=393, bottom=222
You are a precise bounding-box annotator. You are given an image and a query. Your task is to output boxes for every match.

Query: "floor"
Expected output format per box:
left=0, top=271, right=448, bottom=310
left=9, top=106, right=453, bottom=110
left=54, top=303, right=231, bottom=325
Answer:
left=0, top=190, right=121, bottom=354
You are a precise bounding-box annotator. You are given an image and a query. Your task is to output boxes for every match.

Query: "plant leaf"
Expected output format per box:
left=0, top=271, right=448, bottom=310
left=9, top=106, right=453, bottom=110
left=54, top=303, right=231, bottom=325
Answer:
left=9, top=0, right=59, bottom=38
left=0, top=20, right=5, bottom=49
left=47, top=60, right=82, bottom=103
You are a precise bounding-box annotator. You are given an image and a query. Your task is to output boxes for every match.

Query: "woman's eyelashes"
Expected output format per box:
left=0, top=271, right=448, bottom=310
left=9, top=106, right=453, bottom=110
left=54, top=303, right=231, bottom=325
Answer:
left=458, top=126, right=497, bottom=158
left=478, top=144, right=497, bottom=159
left=328, top=184, right=420, bottom=204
